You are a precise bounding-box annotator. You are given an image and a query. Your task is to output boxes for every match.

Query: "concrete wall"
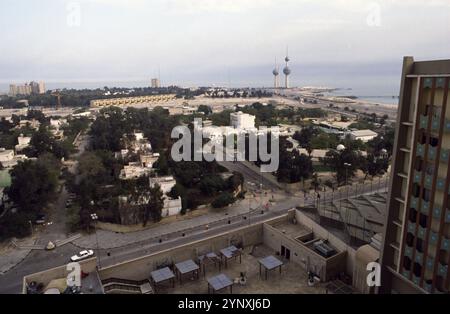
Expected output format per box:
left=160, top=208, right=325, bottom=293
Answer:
left=262, top=211, right=348, bottom=281
left=98, top=223, right=264, bottom=282
left=22, top=258, right=98, bottom=294
left=295, top=210, right=356, bottom=276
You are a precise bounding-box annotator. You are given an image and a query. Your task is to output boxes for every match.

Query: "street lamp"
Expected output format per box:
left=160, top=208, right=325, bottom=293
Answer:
left=344, top=163, right=352, bottom=199
left=28, top=220, right=33, bottom=236
left=90, top=212, right=101, bottom=269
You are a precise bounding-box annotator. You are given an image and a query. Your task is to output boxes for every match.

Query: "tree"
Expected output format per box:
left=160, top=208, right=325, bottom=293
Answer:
left=197, top=105, right=212, bottom=115
left=144, top=184, right=164, bottom=225
left=212, top=192, right=235, bottom=208
left=78, top=152, right=105, bottom=178
left=293, top=126, right=318, bottom=148
left=361, top=154, right=389, bottom=180
left=7, top=157, right=59, bottom=214
left=322, top=149, right=361, bottom=186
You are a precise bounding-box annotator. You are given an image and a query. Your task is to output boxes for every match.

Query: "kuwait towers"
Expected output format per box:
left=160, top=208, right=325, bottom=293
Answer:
left=272, top=48, right=292, bottom=89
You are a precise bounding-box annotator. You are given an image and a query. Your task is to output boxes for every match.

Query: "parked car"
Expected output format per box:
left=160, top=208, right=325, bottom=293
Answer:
left=70, top=250, right=94, bottom=262
left=35, top=214, right=47, bottom=225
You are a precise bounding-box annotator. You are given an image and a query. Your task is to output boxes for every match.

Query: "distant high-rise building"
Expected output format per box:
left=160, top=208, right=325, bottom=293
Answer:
left=151, top=78, right=160, bottom=88
left=380, top=57, right=450, bottom=294
left=38, top=81, right=46, bottom=94
left=9, top=84, right=17, bottom=97
left=30, top=81, right=40, bottom=94
left=9, top=81, right=45, bottom=96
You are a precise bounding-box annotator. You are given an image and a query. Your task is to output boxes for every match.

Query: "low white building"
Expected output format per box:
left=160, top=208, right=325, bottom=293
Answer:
left=162, top=197, right=182, bottom=217
left=149, top=176, right=182, bottom=217
left=230, top=111, right=255, bottom=130
left=50, top=118, right=68, bottom=129
left=149, top=176, right=177, bottom=194
left=119, top=162, right=151, bottom=180
left=0, top=148, right=31, bottom=168
left=18, top=119, right=40, bottom=130
left=0, top=149, right=14, bottom=163
left=15, top=134, right=31, bottom=152
left=348, top=130, right=378, bottom=143
left=140, top=153, right=160, bottom=168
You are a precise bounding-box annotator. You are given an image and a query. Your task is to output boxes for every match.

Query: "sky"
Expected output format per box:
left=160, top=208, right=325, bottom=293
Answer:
left=1, top=0, right=449, bottom=93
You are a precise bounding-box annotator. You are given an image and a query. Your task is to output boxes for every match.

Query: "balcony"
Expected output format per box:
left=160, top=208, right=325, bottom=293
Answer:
left=436, top=178, right=446, bottom=191
left=413, top=171, right=422, bottom=184
left=418, top=226, right=427, bottom=239
left=405, top=245, right=414, bottom=258
left=437, top=263, right=448, bottom=277
left=424, top=281, right=433, bottom=293
left=429, top=231, right=439, bottom=245
left=423, top=78, right=433, bottom=88
left=416, top=144, right=425, bottom=158
left=415, top=252, right=424, bottom=264
left=431, top=116, right=440, bottom=132
left=424, top=175, right=433, bottom=189
left=410, top=197, right=419, bottom=210
left=428, top=147, right=437, bottom=161
left=419, top=115, right=428, bottom=129
left=436, top=78, right=446, bottom=88
left=441, top=149, right=450, bottom=162
left=426, top=256, right=435, bottom=270
left=445, top=120, right=450, bottom=133
left=433, top=207, right=442, bottom=219
left=408, top=222, right=416, bottom=233
left=442, top=238, right=450, bottom=251
left=421, top=201, right=430, bottom=215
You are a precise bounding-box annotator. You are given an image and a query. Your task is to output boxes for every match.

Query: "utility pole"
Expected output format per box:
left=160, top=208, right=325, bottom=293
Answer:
left=91, top=212, right=100, bottom=269
left=28, top=220, right=33, bottom=236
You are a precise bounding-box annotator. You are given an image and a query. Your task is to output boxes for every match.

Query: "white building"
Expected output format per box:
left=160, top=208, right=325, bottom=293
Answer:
left=119, top=162, right=152, bottom=180
left=50, top=118, right=67, bottom=129
left=149, top=176, right=182, bottom=217
left=162, top=197, right=182, bottom=217
left=0, top=149, right=14, bottom=163
left=0, top=148, right=31, bottom=168
left=348, top=130, right=378, bottom=143
left=134, top=132, right=144, bottom=142
left=230, top=112, right=255, bottom=130
left=149, top=176, right=177, bottom=194
left=15, top=134, right=31, bottom=152
left=140, top=153, right=160, bottom=168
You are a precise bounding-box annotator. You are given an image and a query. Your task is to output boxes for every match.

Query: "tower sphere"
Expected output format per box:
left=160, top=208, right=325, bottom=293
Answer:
left=273, top=68, right=279, bottom=76
left=283, top=66, right=291, bottom=75
left=285, top=56, right=290, bottom=62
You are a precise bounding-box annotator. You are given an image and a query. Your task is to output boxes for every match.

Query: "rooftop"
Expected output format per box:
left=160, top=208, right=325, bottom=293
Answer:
left=154, top=245, right=327, bottom=294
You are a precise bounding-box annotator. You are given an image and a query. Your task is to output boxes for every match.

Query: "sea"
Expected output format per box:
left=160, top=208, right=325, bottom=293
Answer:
left=0, top=80, right=400, bottom=106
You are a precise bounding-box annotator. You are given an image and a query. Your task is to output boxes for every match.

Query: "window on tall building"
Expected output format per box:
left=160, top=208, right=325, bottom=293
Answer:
left=430, top=136, right=439, bottom=147
left=419, top=213, right=428, bottom=228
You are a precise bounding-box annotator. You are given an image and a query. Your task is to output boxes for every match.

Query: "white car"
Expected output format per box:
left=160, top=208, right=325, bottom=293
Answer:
left=70, top=250, right=94, bottom=262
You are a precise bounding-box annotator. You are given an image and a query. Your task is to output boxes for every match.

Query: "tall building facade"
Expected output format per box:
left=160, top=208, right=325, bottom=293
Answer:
left=151, top=78, right=160, bottom=88
left=9, top=81, right=45, bottom=96
left=380, top=57, right=450, bottom=294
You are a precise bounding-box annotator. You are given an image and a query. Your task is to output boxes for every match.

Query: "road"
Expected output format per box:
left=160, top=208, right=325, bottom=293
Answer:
left=0, top=176, right=387, bottom=294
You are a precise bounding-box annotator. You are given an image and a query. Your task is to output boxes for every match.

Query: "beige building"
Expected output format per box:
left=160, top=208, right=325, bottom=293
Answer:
left=151, top=78, right=160, bottom=88
left=380, top=57, right=450, bottom=294
left=90, top=94, right=176, bottom=108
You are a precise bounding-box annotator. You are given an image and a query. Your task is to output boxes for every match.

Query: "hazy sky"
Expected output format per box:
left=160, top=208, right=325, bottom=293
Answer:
left=1, top=0, right=449, bottom=90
